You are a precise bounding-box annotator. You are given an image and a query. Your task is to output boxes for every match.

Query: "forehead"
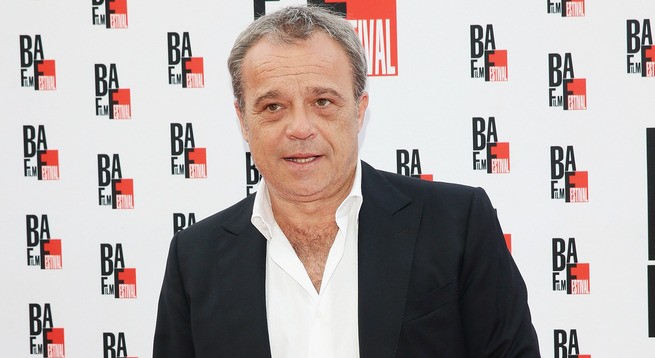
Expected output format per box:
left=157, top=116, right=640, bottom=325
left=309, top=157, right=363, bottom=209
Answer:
left=240, top=32, right=353, bottom=99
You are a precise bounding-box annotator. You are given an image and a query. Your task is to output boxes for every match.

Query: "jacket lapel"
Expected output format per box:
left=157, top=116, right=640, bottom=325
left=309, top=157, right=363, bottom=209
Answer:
left=215, top=162, right=419, bottom=357
left=358, top=162, right=420, bottom=358
left=219, top=197, right=272, bottom=357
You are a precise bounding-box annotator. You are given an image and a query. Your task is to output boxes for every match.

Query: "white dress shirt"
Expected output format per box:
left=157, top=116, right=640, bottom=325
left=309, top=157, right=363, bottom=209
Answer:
left=251, top=161, right=363, bottom=358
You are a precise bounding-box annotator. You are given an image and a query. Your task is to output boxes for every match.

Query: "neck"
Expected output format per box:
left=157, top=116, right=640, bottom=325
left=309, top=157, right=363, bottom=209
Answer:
left=268, top=169, right=356, bottom=227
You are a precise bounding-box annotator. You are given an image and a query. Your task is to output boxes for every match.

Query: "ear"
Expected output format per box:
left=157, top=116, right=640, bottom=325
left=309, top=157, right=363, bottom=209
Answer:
left=356, top=91, right=369, bottom=132
left=234, top=100, right=249, bottom=142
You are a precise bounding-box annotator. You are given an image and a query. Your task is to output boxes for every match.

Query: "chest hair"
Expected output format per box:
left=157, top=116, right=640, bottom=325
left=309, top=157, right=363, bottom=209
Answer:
left=279, top=221, right=339, bottom=293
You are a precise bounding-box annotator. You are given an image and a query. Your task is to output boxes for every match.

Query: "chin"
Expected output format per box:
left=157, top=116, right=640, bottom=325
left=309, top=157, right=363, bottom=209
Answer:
left=284, top=183, right=326, bottom=199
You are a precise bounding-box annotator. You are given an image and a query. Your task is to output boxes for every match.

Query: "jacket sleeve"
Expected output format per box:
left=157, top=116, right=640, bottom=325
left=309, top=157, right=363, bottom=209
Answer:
left=153, top=233, right=196, bottom=358
left=459, top=188, right=541, bottom=357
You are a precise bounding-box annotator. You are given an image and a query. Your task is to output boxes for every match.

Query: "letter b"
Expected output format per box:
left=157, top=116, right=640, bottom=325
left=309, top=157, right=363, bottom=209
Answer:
left=19, top=35, right=33, bottom=67
left=553, top=329, right=567, bottom=358
left=100, top=243, right=114, bottom=276
left=28, top=304, right=42, bottom=335
left=170, top=123, right=184, bottom=155
left=97, top=154, right=112, bottom=186
left=396, top=150, right=411, bottom=176
left=23, top=125, right=36, bottom=157
left=552, top=238, right=566, bottom=271
left=95, top=64, right=108, bottom=96
left=472, top=117, right=486, bottom=150
left=470, top=25, right=484, bottom=58
left=550, top=146, right=565, bottom=180
left=103, top=333, right=117, bottom=358
left=167, top=32, right=181, bottom=65
left=548, top=54, right=563, bottom=87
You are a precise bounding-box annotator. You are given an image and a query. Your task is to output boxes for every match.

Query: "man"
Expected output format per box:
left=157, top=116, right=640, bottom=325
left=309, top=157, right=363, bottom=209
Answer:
left=154, top=5, right=540, bottom=357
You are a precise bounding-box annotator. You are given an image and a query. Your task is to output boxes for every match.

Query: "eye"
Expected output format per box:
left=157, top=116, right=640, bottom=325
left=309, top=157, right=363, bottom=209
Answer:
left=315, top=98, right=332, bottom=108
left=265, top=103, right=282, bottom=112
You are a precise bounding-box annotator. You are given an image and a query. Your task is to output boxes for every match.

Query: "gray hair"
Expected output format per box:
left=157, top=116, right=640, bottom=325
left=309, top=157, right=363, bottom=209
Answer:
left=227, top=5, right=367, bottom=110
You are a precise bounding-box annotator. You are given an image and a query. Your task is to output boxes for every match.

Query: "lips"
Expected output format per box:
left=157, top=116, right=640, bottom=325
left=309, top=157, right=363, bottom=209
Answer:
left=284, top=155, right=319, bottom=164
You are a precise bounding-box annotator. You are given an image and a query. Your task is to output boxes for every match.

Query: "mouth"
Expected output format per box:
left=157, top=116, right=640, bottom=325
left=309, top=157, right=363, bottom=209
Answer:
left=284, top=155, right=319, bottom=164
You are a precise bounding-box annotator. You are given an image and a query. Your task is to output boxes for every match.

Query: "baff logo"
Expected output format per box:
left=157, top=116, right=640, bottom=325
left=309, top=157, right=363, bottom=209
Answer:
left=470, top=25, right=508, bottom=81
left=550, top=146, right=589, bottom=203
left=167, top=32, right=204, bottom=88
left=547, top=0, right=585, bottom=17
left=23, top=125, right=60, bottom=180
left=626, top=19, right=654, bottom=77
left=548, top=53, right=587, bottom=110
left=552, top=238, right=591, bottom=294
left=170, top=123, right=207, bottom=178
left=554, top=329, right=591, bottom=357
left=19, top=35, right=56, bottom=90
left=26, top=215, right=63, bottom=270
left=472, top=117, right=510, bottom=174
left=254, top=0, right=398, bottom=76
left=100, top=243, right=137, bottom=299
left=92, top=0, right=128, bottom=29
left=97, top=154, right=135, bottom=209
left=396, top=149, right=433, bottom=181
left=103, top=332, right=138, bottom=358
left=28, top=303, right=65, bottom=357
left=173, top=213, right=196, bottom=234
left=94, top=64, right=131, bottom=119
left=246, top=152, right=261, bottom=196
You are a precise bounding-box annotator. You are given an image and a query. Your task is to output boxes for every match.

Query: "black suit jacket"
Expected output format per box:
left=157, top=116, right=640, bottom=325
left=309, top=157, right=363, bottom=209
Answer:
left=154, top=161, right=540, bottom=357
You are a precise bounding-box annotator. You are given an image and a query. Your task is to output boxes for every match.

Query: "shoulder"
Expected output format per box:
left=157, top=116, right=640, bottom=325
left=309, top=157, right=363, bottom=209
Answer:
left=363, top=162, right=486, bottom=209
left=380, top=169, right=476, bottom=197
left=360, top=162, right=497, bottom=229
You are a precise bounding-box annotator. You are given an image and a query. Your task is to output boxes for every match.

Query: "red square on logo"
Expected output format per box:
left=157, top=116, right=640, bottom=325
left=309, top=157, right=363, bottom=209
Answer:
left=569, top=171, right=588, bottom=188
left=187, top=148, right=206, bottom=165
left=43, top=239, right=62, bottom=256
left=114, top=178, right=133, bottom=196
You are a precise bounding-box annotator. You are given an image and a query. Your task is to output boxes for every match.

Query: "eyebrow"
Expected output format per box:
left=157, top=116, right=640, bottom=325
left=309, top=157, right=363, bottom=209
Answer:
left=253, top=90, right=281, bottom=109
left=309, top=86, right=346, bottom=102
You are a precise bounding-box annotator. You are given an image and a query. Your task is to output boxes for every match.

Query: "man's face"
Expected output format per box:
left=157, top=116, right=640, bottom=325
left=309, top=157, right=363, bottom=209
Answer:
left=236, top=32, right=368, bottom=204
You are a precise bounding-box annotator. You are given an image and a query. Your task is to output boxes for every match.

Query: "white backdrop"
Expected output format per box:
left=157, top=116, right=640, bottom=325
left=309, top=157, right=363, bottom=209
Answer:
left=1, top=0, right=654, bottom=356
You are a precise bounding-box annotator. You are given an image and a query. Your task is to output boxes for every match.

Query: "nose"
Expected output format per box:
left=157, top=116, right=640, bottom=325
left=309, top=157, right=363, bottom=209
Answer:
left=286, top=106, right=316, bottom=140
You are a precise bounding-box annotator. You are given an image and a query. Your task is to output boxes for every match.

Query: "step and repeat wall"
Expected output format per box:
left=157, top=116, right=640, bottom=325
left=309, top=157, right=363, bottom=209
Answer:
left=1, top=0, right=654, bottom=356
